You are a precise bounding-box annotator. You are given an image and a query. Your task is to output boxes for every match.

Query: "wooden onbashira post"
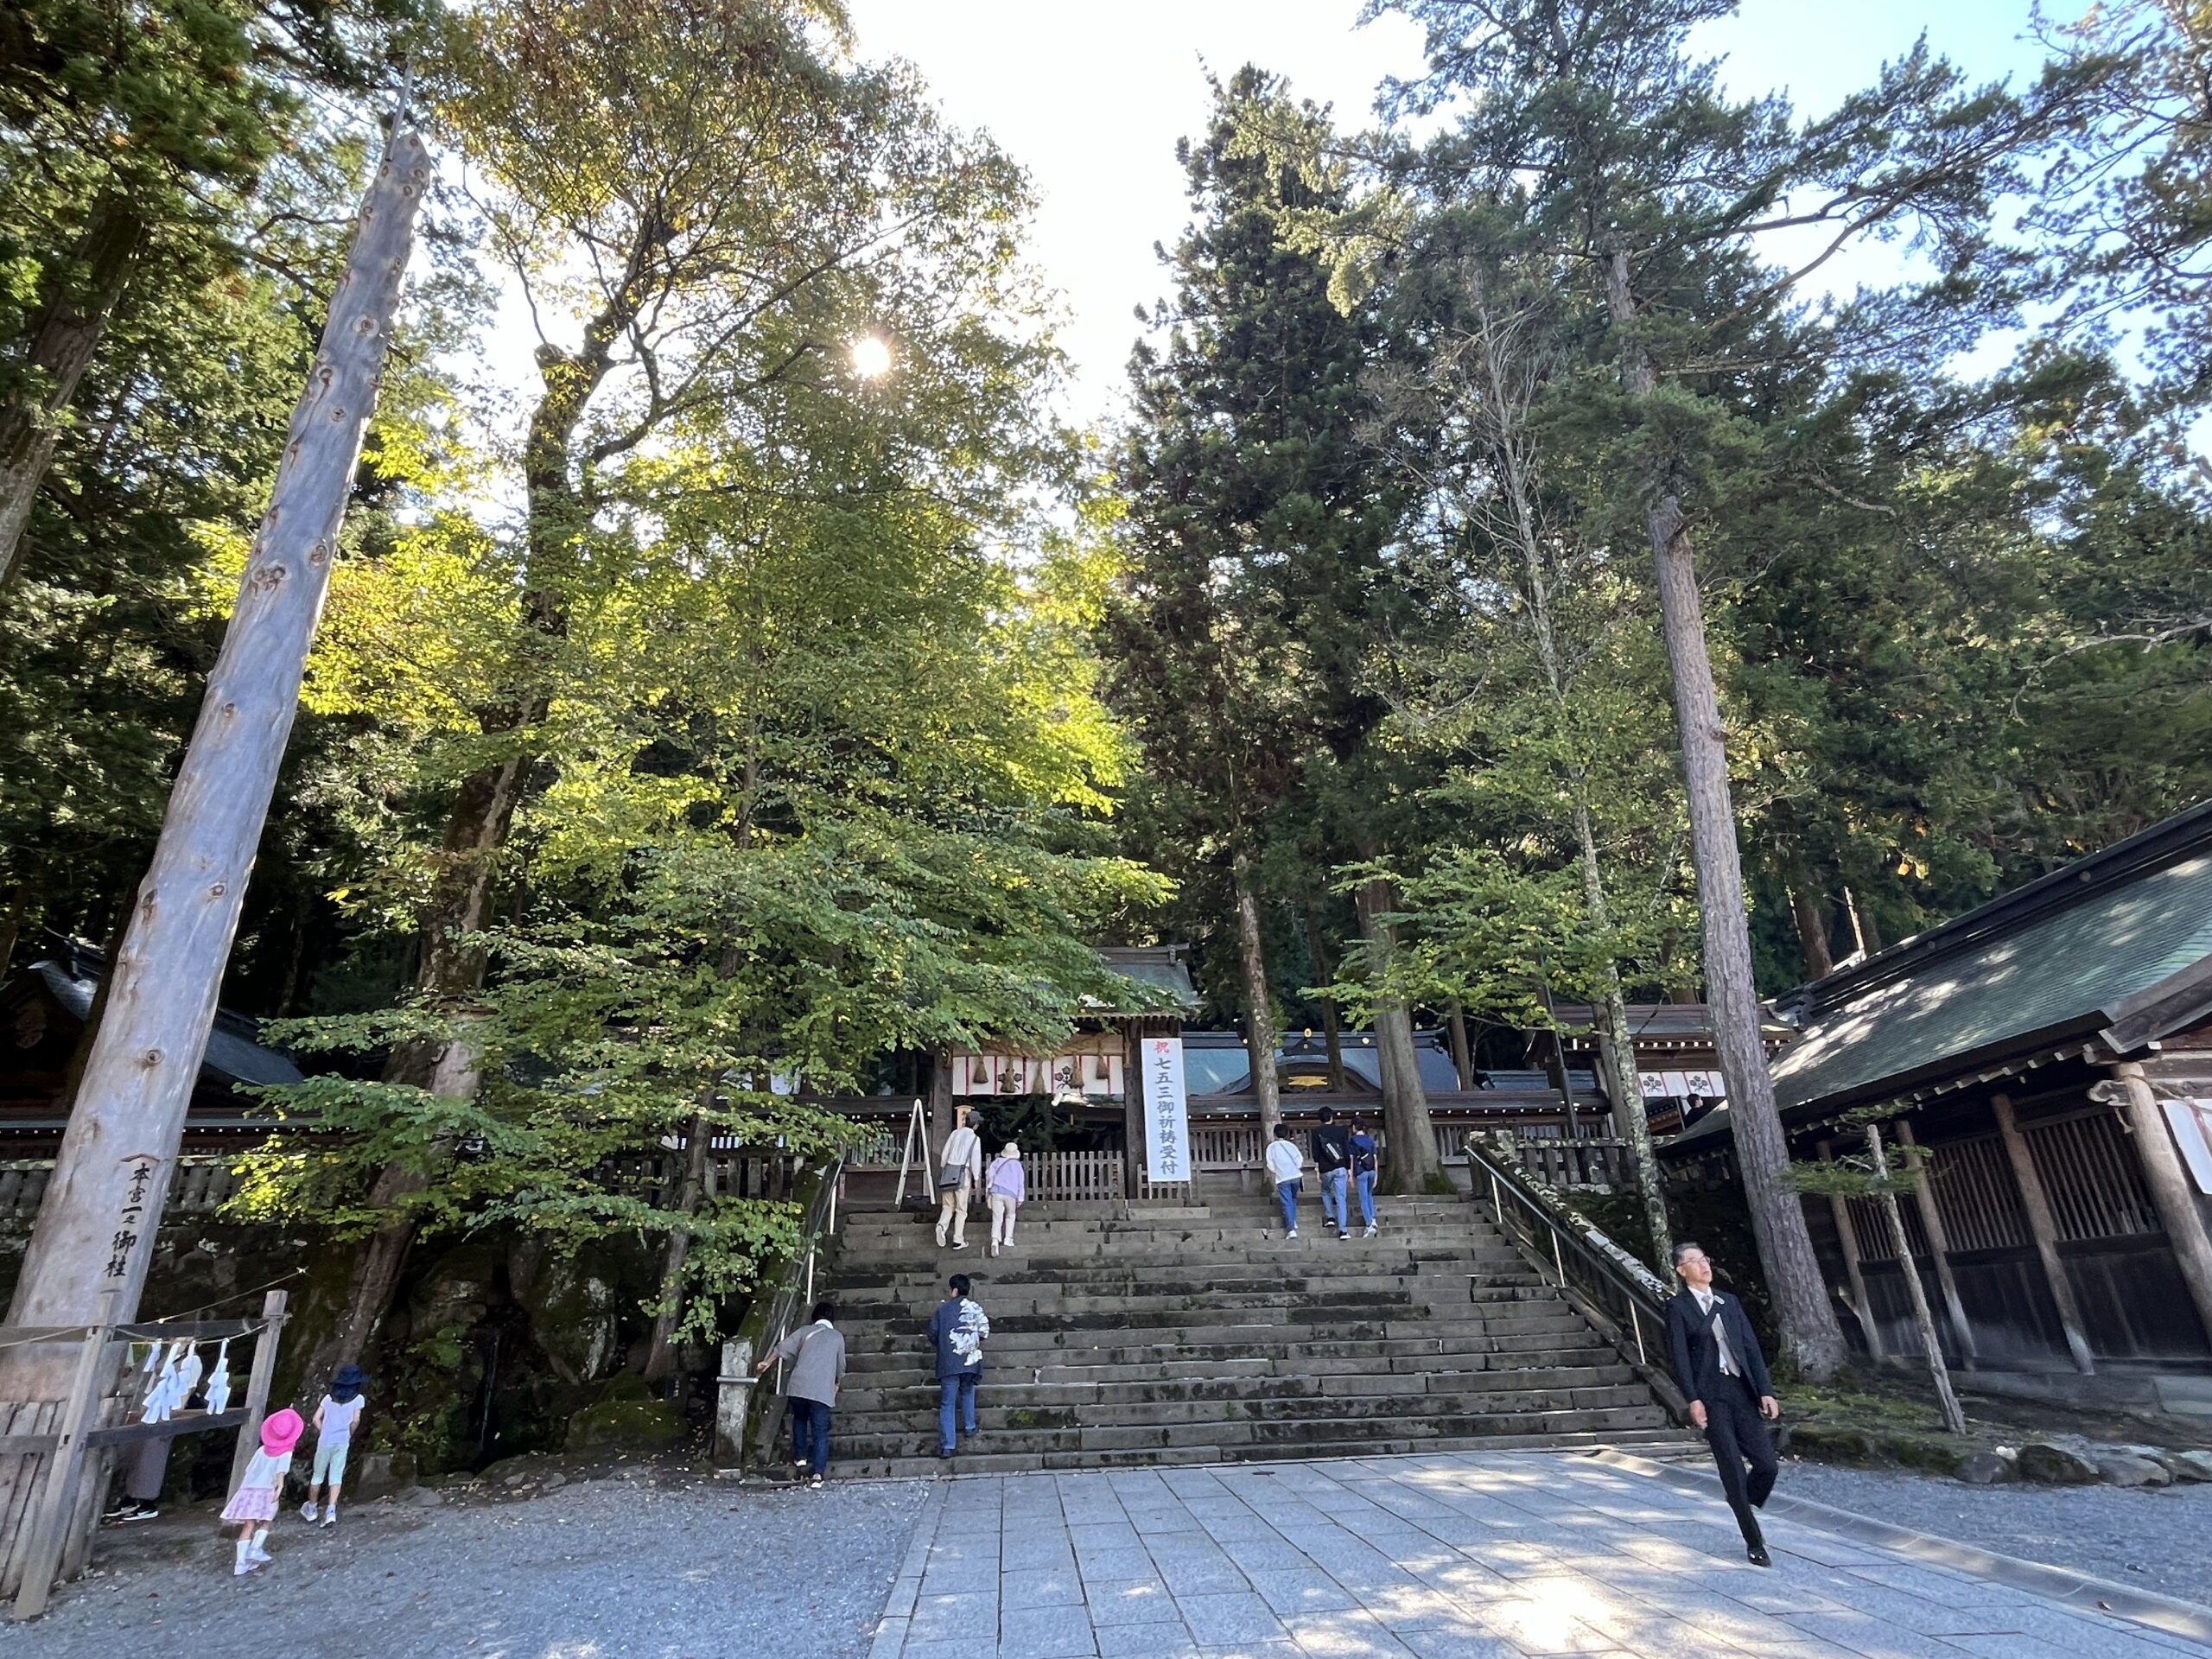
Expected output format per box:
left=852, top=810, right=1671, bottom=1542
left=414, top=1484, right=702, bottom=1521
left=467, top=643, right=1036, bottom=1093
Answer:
left=0, top=127, right=427, bottom=1592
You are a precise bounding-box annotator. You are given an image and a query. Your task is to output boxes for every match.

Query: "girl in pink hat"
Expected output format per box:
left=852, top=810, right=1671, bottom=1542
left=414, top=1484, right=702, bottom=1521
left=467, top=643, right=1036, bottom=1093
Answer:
left=220, top=1408, right=302, bottom=1575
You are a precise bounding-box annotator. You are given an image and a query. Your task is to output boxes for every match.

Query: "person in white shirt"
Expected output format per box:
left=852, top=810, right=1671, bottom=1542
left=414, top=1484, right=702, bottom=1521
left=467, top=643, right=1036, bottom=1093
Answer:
left=1664, top=1242, right=1781, bottom=1566
left=935, top=1110, right=984, bottom=1249
left=299, top=1363, right=367, bottom=1527
left=1263, top=1123, right=1306, bottom=1238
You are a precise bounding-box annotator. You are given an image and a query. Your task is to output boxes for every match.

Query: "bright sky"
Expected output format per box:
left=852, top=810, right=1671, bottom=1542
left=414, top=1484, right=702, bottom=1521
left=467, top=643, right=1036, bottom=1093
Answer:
left=843, top=0, right=2058, bottom=429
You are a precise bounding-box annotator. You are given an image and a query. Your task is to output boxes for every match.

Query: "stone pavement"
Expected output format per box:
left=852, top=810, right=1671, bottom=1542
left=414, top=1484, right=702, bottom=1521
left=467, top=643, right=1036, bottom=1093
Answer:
left=869, top=1451, right=2212, bottom=1659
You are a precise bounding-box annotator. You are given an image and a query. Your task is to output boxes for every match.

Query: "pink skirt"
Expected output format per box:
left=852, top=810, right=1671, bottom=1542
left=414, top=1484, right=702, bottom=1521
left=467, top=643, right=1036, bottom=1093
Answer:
left=220, top=1485, right=279, bottom=1522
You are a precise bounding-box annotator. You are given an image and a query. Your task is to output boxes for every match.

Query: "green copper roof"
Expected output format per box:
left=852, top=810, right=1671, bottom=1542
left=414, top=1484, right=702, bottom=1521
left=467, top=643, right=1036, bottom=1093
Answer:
left=1769, top=848, right=2212, bottom=1115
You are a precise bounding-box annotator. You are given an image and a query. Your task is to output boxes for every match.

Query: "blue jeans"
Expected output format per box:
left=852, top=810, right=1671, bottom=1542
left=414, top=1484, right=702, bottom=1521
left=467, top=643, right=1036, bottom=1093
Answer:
left=1275, top=1179, right=1301, bottom=1232
left=938, top=1372, right=978, bottom=1452
left=1320, top=1167, right=1349, bottom=1233
left=1356, top=1169, right=1376, bottom=1228
left=790, top=1397, right=831, bottom=1475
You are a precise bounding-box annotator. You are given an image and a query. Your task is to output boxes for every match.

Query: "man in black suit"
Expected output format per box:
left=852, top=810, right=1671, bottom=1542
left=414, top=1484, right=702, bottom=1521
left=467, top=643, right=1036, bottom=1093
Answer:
left=1665, top=1240, right=1782, bottom=1567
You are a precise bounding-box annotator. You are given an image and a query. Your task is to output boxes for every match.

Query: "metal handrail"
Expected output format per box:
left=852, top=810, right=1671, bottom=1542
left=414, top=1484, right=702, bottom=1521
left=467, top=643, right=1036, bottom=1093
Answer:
left=728, top=1153, right=845, bottom=1468
left=1462, top=1132, right=1689, bottom=1422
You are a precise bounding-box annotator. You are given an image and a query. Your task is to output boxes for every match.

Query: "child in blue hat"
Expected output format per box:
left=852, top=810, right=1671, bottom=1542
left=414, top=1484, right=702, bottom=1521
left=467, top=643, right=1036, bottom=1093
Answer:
left=300, top=1364, right=368, bottom=1527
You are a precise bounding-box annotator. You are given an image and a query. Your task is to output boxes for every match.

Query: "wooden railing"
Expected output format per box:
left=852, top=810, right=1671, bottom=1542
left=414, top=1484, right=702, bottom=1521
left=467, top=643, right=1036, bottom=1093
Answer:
left=1029, top=1150, right=1125, bottom=1204
left=1512, top=1136, right=1630, bottom=1191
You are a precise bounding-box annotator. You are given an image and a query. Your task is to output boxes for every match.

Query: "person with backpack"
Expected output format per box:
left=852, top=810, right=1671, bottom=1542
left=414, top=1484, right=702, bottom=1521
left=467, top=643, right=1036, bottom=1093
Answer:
left=753, top=1300, right=847, bottom=1487
left=1347, top=1119, right=1381, bottom=1238
left=935, top=1109, right=984, bottom=1250
left=1311, top=1106, right=1353, bottom=1241
left=984, top=1141, right=1026, bottom=1256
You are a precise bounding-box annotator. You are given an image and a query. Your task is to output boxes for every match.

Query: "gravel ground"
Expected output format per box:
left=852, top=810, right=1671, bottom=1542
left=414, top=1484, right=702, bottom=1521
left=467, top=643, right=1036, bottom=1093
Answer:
left=0, top=1467, right=929, bottom=1658
left=1777, top=1459, right=2212, bottom=1605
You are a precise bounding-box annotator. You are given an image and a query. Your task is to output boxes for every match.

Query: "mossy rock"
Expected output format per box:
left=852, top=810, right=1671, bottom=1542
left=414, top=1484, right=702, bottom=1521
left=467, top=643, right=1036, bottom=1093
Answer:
left=1788, top=1424, right=1877, bottom=1463
left=565, top=1376, right=679, bottom=1451
left=1882, top=1434, right=1963, bottom=1474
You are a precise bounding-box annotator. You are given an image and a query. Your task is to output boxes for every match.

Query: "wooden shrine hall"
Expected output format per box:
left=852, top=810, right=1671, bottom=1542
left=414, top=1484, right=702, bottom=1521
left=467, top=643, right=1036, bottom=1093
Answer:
left=1664, top=802, right=2212, bottom=1422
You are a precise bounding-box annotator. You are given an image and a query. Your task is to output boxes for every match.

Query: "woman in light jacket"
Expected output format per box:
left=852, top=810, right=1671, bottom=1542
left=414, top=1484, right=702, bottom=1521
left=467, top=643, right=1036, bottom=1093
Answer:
left=936, top=1110, right=984, bottom=1249
left=985, top=1142, right=1026, bottom=1256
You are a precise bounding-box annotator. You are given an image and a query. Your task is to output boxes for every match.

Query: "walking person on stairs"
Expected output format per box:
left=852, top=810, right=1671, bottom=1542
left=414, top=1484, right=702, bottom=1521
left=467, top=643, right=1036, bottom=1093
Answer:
left=985, top=1141, right=1025, bottom=1256
left=1664, top=1241, right=1782, bottom=1567
left=1312, top=1107, right=1353, bottom=1240
left=1348, top=1119, right=1380, bottom=1237
left=935, top=1109, right=984, bottom=1250
left=927, top=1273, right=990, bottom=1459
left=1265, top=1123, right=1305, bottom=1238
left=753, top=1300, right=845, bottom=1487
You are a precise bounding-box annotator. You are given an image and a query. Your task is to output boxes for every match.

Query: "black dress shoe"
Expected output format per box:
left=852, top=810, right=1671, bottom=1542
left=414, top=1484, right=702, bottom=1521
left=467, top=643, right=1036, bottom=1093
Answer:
left=1747, top=1544, right=1771, bottom=1567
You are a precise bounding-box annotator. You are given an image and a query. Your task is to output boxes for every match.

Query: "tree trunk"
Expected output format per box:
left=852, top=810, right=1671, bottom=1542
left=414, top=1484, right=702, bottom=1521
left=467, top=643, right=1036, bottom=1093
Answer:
left=1468, top=278, right=1671, bottom=1268
left=643, top=1107, right=712, bottom=1382
left=1605, top=249, right=1846, bottom=1379
left=1353, top=877, right=1440, bottom=1192
left=1232, top=855, right=1282, bottom=1140
left=0, top=886, right=25, bottom=985
left=0, top=140, right=429, bottom=1403
left=0, top=198, right=143, bottom=591
left=1445, top=1002, right=1474, bottom=1092
left=1867, top=1123, right=1967, bottom=1433
left=1789, top=880, right=1834, bottom=981
left=1304, top=909, right=1345, bottom=1090
left=1845, top=887, right=1884, bottom=956
left=307, top=225, right=650, bottom=1362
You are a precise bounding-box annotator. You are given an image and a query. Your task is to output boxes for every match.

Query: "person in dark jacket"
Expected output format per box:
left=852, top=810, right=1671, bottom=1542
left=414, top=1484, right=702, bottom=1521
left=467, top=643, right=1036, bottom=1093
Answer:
left=925, top=1273, right=990, bottom=1459
left=1664, top=1241, right=1781, bottom=1566
left=1311, top=1107, right=1352, bottom=1240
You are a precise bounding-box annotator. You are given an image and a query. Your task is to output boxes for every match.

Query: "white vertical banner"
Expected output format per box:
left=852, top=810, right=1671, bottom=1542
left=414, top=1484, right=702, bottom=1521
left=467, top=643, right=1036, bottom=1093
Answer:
left=1141, top=1036, right=1191, bottom=1182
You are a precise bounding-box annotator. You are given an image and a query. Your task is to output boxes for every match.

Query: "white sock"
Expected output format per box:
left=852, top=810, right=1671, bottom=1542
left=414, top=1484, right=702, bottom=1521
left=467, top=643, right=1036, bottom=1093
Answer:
left=251, top=1527, right=270, bottom=1560
left=233, top=1538, right=251, bottom=1572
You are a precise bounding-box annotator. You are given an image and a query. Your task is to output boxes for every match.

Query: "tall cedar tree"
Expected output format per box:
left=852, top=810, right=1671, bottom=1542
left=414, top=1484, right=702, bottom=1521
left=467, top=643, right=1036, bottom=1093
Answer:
left=1105, top=71, right=1440, bottom=1182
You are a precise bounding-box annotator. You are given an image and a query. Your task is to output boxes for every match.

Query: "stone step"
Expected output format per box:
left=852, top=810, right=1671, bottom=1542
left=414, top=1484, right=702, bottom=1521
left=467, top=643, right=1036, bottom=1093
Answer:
left=815, top=1185, right=1669, bottom=1477
left=831, top=1274, right=1539, bottom=1300
left=823, top=1402, right=1675, bottom=1463
left=827, top=1285, right=1571, bottom=1321
left=835, top=1363, right=1641, bottom=1414
left=838, top=1328, right=1622, bottom=1381
left=834, top=1313, right=1598, bottom=1351
left=822, top=1425, right=1694, bottom=1481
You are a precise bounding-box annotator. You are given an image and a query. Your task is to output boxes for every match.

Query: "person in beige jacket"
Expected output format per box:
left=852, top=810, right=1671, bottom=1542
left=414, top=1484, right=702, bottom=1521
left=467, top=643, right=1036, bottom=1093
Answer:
left=935, top=1110, right=983, bottom=1249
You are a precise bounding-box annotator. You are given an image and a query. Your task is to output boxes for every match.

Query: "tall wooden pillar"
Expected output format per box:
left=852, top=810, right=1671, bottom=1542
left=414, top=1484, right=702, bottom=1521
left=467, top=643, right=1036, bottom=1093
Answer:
left=1895, top=1120, right=1977, bottom=1364
left=1990, top=1093, right=2095, bottom=1373
left=1821, top=1139, right=1883, bottom=1358
left=2107, top=1062, right=2212, bottom=1350
left=926, top=1052, right=955, bottom=1184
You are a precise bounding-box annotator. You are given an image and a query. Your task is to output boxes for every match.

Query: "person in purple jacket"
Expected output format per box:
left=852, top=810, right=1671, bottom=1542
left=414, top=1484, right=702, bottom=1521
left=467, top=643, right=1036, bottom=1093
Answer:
left=985, top=1142, right=1026, bottom=1256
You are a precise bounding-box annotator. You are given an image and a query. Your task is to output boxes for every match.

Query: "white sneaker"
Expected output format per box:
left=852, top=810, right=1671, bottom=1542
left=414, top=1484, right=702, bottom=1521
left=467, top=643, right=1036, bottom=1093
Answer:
left=248, top=1543, right=271, bottom=1564
left=234, top=1559, right=254, bottom=1576
left=1363, top=1225, right=1377, bottom=1237
left=1286, top=1230, right=1298, bottom=1239
left=321, top=1509, right=337, bottom=1528
left=300, top=1501, right=318, bottom=1522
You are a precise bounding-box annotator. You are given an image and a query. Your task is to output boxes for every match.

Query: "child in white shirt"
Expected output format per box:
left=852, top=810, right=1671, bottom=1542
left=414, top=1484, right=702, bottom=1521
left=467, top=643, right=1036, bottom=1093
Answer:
left=300, top=1363, right=367, bottom=1527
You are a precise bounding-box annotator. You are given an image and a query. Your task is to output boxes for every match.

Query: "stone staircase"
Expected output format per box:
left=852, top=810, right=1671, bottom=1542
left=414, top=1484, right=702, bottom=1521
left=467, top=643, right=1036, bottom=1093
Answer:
left=816, top=1191, right=1684, bottom=1477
